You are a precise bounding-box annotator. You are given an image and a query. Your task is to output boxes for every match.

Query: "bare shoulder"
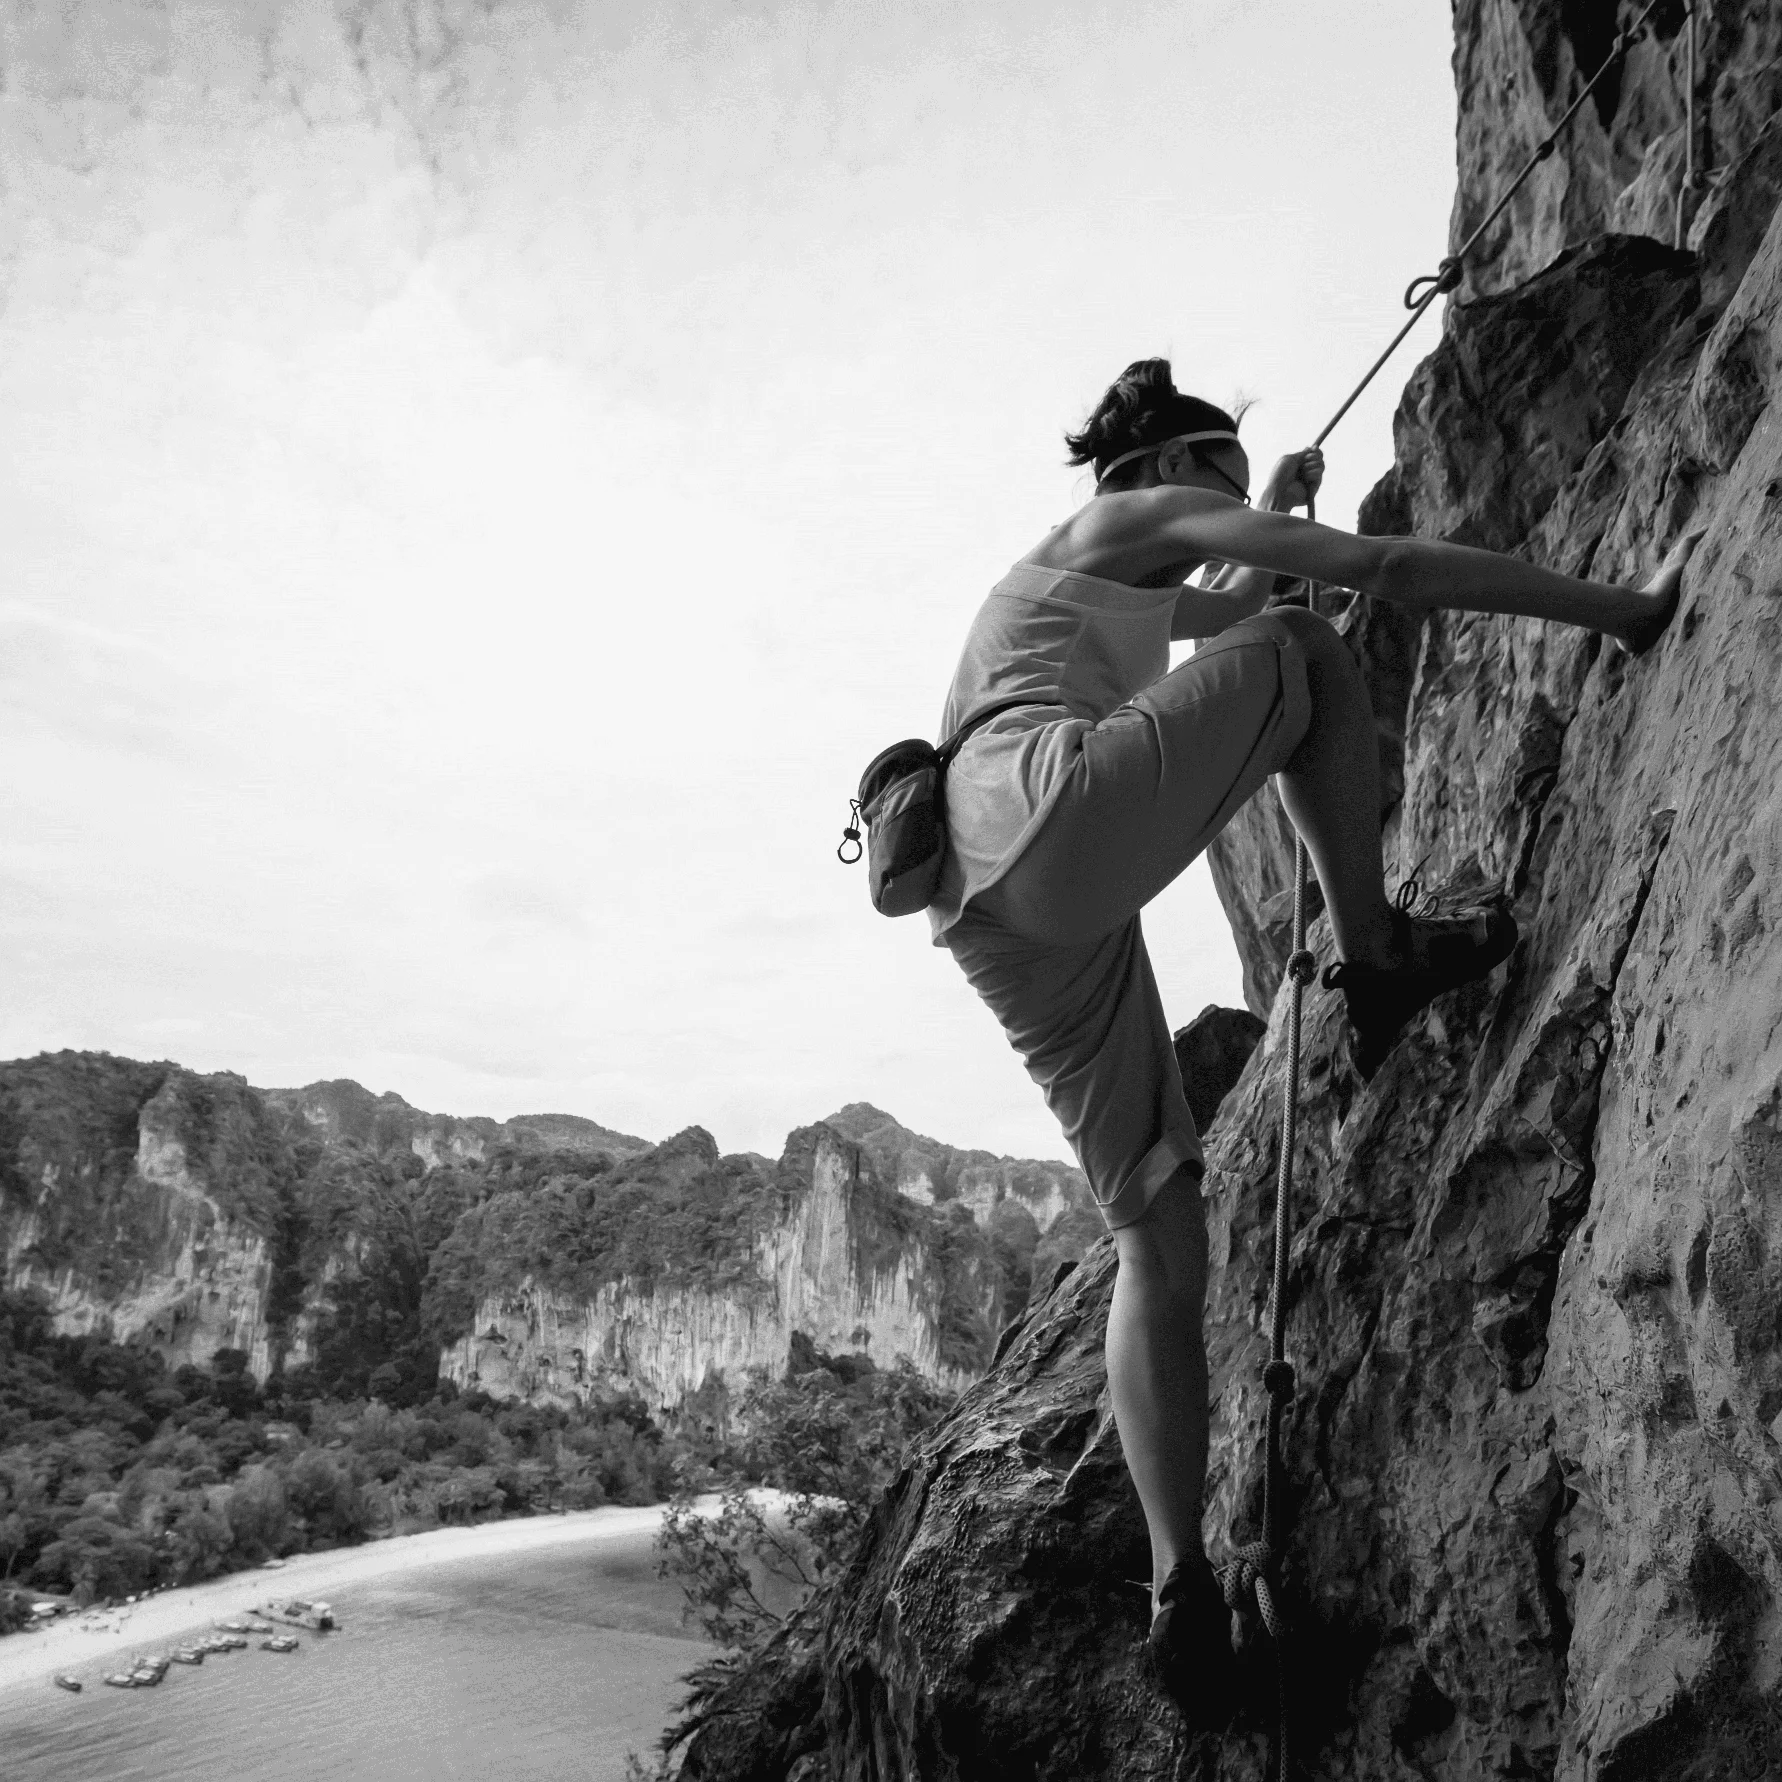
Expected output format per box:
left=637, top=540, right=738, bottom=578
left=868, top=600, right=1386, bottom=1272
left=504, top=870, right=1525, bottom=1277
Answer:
left=1020, top=488, right=1221, bottom=583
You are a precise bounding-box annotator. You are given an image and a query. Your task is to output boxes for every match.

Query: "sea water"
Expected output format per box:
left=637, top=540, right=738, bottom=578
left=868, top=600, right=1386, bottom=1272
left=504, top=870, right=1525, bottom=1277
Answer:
left=0, top=1527, right=707, bottom=1781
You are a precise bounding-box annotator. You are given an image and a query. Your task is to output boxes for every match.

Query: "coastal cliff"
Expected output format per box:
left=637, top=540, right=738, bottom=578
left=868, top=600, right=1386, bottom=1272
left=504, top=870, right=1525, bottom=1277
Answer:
left=674, top=10, right=1782, bottom=1780
left=438, top=1126, right=1018, bottom=1410
left=3, top=1058, right=303, bottom=1379
left=0, top=1054, right=1101, bottom=1410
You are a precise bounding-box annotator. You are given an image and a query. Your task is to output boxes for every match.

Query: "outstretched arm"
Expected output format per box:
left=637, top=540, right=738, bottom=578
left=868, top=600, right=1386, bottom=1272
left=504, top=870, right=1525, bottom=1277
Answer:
left=1157, top=489, right=1701, bottom=651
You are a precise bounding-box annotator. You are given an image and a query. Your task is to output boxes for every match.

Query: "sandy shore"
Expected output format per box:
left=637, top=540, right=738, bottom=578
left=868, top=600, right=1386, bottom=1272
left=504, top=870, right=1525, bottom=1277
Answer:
left=0, top=1502, right=687, bottom=1699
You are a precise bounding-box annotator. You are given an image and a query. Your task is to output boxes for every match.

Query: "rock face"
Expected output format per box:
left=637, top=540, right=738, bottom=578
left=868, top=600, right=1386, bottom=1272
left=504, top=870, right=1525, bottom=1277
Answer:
left=821, top=1102, right=1094, bottom=1233
left=3, top=1056, right=303, bottom=1378
left=673, top=18, right=1782, bottom=1782
left=1449, top=0, right=1782, bottom=299
left=439, top=1126, right=998, bottom=1410
left=1173, top=1004, right=1269, bottom=1133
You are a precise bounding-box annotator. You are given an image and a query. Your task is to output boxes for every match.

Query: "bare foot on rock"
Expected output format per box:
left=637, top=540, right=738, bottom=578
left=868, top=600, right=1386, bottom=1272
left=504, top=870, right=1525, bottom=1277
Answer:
left=1620, top=526, right=1707, bottom=655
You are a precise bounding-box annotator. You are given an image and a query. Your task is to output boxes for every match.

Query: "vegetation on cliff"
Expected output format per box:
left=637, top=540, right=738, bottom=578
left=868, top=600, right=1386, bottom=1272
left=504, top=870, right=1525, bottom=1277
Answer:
left=2, top=1055, right=1059, bottom=1393
left=423, top=1133, right=792, bottom=1341
left=633, top=1338, right=956, bottom=1781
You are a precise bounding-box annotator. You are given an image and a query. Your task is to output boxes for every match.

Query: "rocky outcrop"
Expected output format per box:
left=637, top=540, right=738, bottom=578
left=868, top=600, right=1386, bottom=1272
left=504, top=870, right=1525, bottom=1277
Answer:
left=1449, top=1, right=1782, bottom=298
left=671, top=15, right=1782, bottom=1782
left=2, top=1058, right=298, bottom=1376
left=1173, top=1004, right=1268, bottom=1133
left=821, top=1103, right=1094, bottom=1234
left=439, top=1126, right=994, bottom=1410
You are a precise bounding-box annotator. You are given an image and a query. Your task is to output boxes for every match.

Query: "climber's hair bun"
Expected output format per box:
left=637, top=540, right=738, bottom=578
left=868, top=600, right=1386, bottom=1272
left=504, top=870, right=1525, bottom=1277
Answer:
left=1065, top=358, right=1247, bottom=484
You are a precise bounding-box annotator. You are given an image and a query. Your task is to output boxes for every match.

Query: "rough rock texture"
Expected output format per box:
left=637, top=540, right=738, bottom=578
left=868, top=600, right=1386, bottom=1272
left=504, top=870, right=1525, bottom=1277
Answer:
left=1449, top=0, right=1782, bottom=298
left=1173, top=1004, right=1269, bottom=1134
left=673, top=17, right=1782, bottom=1782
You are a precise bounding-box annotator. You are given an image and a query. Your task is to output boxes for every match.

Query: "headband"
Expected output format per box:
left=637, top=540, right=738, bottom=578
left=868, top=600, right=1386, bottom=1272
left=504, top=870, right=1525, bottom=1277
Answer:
left=1095, top=430, right=1243, bottom=486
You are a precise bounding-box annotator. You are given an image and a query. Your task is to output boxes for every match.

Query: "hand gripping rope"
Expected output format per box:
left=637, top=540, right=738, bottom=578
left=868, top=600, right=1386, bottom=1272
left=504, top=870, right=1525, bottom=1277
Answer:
left=1210, top=7, right=1687, bottom=1774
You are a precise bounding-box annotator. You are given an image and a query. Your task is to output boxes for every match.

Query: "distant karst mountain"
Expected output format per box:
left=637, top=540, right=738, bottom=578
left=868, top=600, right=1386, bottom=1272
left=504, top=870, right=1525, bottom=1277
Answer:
left=0, top=1052, right=1135, bottom=1417
left=264, top=1076, right=651, bottom=1168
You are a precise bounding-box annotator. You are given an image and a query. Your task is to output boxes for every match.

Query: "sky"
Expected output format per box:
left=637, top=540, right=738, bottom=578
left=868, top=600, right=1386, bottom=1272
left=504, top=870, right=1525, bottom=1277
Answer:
left=1, top=0, right=1458, bottom=1162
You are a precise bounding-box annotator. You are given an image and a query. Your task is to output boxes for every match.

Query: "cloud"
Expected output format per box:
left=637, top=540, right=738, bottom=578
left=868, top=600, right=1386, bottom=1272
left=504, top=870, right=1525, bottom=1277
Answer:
left=0, top=601, right=208, bottom=761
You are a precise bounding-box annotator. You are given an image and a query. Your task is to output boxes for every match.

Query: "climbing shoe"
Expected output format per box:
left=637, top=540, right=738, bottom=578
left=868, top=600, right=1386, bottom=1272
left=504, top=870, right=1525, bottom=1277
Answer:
left=1147, top=1556, right=1238, bottom=1730
left=1323, top=898, right=1518, bottom=1081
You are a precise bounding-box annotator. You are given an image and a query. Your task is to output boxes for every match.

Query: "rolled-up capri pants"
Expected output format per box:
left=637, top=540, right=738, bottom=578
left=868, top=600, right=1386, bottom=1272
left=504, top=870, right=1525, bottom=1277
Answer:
left=944, top=612, right=1312, bottom=1230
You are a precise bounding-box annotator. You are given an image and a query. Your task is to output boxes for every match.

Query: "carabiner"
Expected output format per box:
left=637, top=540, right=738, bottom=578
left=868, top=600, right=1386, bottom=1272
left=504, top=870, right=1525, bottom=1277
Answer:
left=837, top=799, right=863, bottom=865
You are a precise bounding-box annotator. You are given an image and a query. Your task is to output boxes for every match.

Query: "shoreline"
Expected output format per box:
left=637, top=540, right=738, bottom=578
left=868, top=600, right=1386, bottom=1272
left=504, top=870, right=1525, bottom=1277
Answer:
left=0, top=1501, right=694, bottom=1699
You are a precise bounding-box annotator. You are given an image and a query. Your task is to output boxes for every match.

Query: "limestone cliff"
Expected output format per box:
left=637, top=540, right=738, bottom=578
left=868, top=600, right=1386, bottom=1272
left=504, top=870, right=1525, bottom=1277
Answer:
left=0, top=1053, right=649, bottom=1385
left=673, top=12, right=1782, bottom=1780
left=438, top=1125, right=999, bottom=1411
left=0, top=1054, right=1097, bottom=1414
left=3, top=1056, right=302, bottom=1378
left=820, top=1103, right=1103, bottom=1318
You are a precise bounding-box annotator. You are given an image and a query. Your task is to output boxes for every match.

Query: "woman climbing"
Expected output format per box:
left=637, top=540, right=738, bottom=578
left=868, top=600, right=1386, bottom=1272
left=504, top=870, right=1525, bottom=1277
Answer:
left=927, top=358, right=1702, bottom=1726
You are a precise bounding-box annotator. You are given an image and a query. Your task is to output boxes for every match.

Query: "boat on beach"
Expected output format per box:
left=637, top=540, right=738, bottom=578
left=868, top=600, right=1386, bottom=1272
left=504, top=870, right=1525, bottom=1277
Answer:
left=260, top=1634, right=299, bottom=1653
left=102, top=1672, right=140, bottom=1689
left=258, top=1598, right=334, bottom=1631
left=171, top=1647, right=205, bottom=1664
left=53, top=1674, right=81, bottom=1692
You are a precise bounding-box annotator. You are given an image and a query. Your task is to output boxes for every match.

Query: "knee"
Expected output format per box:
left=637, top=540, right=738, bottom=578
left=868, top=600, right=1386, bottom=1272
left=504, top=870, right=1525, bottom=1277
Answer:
left=1114, top=1172, right=1208, bottom=1308
left=1267, top=602, right=1342, bottom=658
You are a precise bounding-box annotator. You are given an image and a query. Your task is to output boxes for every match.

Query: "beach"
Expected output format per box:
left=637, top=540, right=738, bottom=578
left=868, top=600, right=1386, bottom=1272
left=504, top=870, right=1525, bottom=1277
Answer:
left=2, top=1504, right=716, bottom=1781
left=0, top=1503, right=683, bottom=1698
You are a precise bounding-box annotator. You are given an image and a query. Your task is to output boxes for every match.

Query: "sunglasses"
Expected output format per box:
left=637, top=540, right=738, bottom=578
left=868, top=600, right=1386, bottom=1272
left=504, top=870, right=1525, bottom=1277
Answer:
left=1195, top=454, right=1251, bottom=505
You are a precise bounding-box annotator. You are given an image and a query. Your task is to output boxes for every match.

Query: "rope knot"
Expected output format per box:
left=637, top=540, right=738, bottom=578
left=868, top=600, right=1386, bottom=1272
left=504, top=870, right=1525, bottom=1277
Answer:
left=1216, top=1540, right=1287, bottom=1641
left=1285, top=948, right=1318, bottom=988
left=1403, top=256, right=1464, bottom=311
left=1262, top=1359, right=1296, bottom=1402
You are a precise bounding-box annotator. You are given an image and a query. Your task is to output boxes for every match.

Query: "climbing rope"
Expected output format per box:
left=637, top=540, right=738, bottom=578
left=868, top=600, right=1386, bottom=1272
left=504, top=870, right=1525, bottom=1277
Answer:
left=1213, top=9, right=1688, bottom=1773
left=1215, top=571, right=1316, bottom=1782
left=1314, top=0, right=1673, bottom=451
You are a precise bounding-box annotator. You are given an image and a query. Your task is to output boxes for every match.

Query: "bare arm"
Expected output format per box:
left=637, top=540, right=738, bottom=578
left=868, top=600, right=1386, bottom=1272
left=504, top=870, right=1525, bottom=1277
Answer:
left=1158, top=495, right=1691, bottom=649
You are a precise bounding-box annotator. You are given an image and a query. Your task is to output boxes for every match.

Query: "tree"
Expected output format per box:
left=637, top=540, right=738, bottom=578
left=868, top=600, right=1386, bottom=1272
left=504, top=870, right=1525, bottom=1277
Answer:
left=283, top=1451, right=367, bottom=1546
left=656, top=1348, right=953, bottom=1652
left=33, top=1515, right=155, bottom=1603
left=0, top=1512, right=27, bottom=1584
left=225, top=1465, right=290, bottom=1559
left=169, top=1501, right=233, bottom=1582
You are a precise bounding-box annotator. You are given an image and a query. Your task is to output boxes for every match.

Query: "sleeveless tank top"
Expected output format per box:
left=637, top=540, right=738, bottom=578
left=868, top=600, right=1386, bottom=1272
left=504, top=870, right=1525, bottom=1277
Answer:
left=927, top=560, right=1180, bottom=945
